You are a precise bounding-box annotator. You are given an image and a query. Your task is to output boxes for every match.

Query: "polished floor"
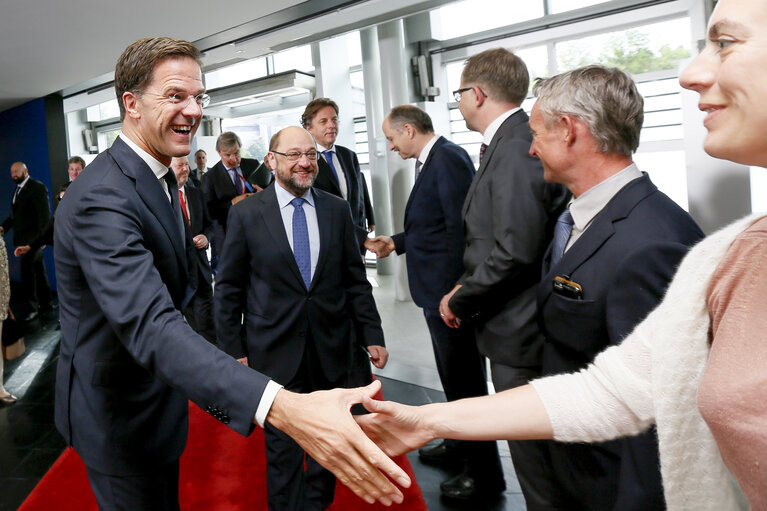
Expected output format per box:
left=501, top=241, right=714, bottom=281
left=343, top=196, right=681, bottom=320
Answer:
left=0, top=270, right=527, bottom=510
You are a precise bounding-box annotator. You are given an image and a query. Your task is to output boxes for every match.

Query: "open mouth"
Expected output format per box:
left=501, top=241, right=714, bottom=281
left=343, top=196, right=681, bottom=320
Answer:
left=172, top=125, right=192, bottom=135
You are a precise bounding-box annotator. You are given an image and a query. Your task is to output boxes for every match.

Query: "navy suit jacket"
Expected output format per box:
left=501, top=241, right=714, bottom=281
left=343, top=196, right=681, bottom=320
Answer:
left=184, top=184, right=213, bottom=284
left=54, top=137, right=269, bottom=475
left=215, top=184, right=384, bottom=386
left=313, top=145, right=368, bottom=247
left=537, top=173, right=704, bottom=510
left=448, top=110, right=569, bottom=367
left=203, top=158, right=273, bottom=230
left=391, top=136, right=474, bottom=310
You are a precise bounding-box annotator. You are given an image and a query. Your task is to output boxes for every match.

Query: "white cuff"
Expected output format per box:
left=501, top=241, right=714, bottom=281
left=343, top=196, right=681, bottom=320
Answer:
left=254, top=380, right=283, bottom=428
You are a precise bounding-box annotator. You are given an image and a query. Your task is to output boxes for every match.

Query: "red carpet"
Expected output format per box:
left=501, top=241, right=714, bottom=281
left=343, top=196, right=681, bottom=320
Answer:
left=19, top=401, right=426, bottom=511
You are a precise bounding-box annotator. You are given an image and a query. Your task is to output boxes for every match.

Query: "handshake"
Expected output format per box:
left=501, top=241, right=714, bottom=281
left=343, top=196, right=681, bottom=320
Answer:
left=364, top=236, right=396, bottom=258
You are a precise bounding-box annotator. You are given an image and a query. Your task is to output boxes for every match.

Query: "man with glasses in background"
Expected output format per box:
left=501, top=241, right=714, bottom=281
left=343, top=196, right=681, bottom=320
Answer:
left=215, top=125, right=388, bottom=511
left=438, top=48, right=569, bottom=507
left=54, top=37, right=409, bottom=511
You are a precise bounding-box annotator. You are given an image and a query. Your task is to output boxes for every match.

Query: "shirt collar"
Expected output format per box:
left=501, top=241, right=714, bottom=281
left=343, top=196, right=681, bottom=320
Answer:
left=119, top=133, right=169, bottom=181
left=417, top=135, right=440, bottom=165
left=483, top=107, right=521, bottom=145
left=275, top=180, right=315, bottom=209
left=16, top=175, right=30, bottom=189
left=569, top=162, right=643, bottom=231
left=316, top=143, right=333, bottom=154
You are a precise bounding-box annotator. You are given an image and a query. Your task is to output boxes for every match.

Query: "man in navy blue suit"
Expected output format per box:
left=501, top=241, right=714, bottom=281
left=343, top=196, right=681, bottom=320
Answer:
left=531, top=66, right=704, bottom=510
left=215, top=126, right=388, bottom=511
left=367, top=105, right=505, bottom=503
left=53, top=37, right=408, bottom=511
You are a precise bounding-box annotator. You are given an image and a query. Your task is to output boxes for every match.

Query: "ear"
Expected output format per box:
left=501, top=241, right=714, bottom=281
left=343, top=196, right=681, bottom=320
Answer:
left=123, top=91, right=141, bottom=119
left=266, top=152, right=277, bottom=169
left=560, top=115, right=578, bottom=147
left=405, top=124, right=416, bottom=139
left=473, top=86, right=486, bottom=107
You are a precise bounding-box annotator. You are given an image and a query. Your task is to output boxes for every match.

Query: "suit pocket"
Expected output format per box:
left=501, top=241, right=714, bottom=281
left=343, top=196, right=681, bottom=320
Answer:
left=91, top=361, right=155, bottom=387
left=542, top=294, right=606, bottom=357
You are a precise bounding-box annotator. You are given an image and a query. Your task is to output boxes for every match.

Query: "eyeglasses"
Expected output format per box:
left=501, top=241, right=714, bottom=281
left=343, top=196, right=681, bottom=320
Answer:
left=142, top=91, right=211, bottom=108
left=271, top=150, right=318, bottom=162
left=452, top=86, right=487, bottom=102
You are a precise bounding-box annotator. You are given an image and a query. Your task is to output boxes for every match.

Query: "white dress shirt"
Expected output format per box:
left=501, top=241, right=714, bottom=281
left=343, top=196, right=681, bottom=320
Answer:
left=483, top=107, right=522, bottom=145
left=274, top=180, right=321, bottom=280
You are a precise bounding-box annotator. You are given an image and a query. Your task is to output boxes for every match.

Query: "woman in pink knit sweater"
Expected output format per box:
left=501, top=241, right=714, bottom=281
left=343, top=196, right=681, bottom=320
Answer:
left=358, top=0, right=765, bottom=508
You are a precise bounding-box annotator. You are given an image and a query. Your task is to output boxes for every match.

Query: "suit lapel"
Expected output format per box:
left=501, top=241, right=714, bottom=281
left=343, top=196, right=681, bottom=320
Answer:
left=312, top=190, right=332, bottom=291
left=406, top=136, right=444, bottom=222
left=259, top=186, right=307, bottom=289
left=539, top=174, right=658, bottom=304
left=316, top=157, right=343, bottom=197
left=215, top=162, right=238, bottom=197
left=108, top=138, right=187, bottom=273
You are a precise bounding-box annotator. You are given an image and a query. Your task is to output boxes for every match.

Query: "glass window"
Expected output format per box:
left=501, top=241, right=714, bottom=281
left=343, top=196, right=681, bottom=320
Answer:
left=515, top=45, right=549, bottom=86
left=273, top=45, right=314, bottom=74
left=555, top=17, right=691, bottom=74
left=633, top=151, right=688, bottom=210
left=350, top=70, right=365, bottom=89
left=86, top=99, right=120, bottom=123
left=205, top=57, right=268, bottom=89
left=548, top=0, right=610, bottom=14
left=347, top=32, right=362, bottom=68
left=432, top=0, right=544, bottom=41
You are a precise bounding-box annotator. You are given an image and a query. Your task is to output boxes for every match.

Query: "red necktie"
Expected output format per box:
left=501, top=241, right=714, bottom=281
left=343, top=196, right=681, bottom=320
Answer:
left=178, top=190, right=190, bottom=226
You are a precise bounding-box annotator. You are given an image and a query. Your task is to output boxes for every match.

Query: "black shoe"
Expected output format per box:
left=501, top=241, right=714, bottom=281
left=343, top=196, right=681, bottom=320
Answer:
left=418, top=440, right=462, bottom=465
left=440, top=472, right=506, bottom=502
left=0, top=394, right=18, bottom=406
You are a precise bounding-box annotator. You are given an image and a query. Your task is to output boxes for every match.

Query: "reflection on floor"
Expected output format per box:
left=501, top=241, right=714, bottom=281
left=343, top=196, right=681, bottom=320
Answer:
left=0, top=270, right=528, bottom=510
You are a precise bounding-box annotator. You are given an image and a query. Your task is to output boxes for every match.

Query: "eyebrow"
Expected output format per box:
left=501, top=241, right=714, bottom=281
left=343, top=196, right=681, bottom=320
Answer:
left=708, top=19, right=750, bottom=38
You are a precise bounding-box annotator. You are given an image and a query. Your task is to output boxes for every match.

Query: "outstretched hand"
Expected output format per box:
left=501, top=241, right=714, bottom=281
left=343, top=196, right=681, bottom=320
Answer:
left=364, top=236, right=395, bottom=258
left=355, top=396, right=436, bottom=458
left=265, top=380, right=411, bottom=506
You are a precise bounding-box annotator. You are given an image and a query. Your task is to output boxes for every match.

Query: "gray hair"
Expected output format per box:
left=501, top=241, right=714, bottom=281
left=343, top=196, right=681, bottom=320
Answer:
left=532, top=65, right=643, bottom=156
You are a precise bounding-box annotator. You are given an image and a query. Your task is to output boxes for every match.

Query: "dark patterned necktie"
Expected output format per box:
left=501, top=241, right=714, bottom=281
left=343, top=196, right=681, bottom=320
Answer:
left=550, top=208, right=574, bottom=269
left=479, top=143, right=488, bottom=164
left=291, top=197, right=311, bottom=289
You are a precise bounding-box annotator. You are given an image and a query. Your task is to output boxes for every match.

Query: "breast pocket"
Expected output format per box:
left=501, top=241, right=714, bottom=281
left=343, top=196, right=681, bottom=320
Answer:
left=542, top=293, right=607, bottom=358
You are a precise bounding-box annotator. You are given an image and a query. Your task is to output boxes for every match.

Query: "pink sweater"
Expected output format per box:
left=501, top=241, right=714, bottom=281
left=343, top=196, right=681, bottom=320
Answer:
left=698, top=216, right=767, bottom=506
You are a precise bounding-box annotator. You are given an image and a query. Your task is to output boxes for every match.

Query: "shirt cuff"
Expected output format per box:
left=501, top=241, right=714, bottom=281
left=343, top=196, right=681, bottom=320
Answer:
left=254, top=380, right=283, bottom=428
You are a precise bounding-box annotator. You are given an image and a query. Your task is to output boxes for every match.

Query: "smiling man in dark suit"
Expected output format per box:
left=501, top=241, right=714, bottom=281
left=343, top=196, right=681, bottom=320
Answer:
left=1, top=161, right=52, bottom=320
left=438, top=48, right=569, bottom=507
left=367, top=104, right=505, bottom=503
left=301, top=98, right=369, bottom=250
left=530, top=65, right=704, bottom=511
left=215, top=126, right=388, bottom=511
left=171, top=155, right=216, bottom=344
left=53, top=37, right=408, bottom=511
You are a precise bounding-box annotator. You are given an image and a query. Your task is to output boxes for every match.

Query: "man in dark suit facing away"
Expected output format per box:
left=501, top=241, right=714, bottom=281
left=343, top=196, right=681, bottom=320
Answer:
left=531, top=65, right=704, bottom=511
left=53, top=36, right=409, bottom=511
left=203, top=131, right=273, bottom=255
left=367, top=105, right=505, bottom=503
left=215, top=126, right=389, bottom=511
left=301, top=98, right=370, bottom=250
left=438, top=48, right=570, bottom=507
left=1, top=161, right=52, bottom=320
left=171, top=155, right=216, bottom=344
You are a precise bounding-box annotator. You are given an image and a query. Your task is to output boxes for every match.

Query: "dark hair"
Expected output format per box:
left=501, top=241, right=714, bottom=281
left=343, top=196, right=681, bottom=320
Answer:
left=114, top=37, right=202, bottom=120
left=301, top=98, right=339, bottom=128
left=216, top=131, right=242, bottom=152
left=462, top=48, right=529, bottom=105
left=68, top=156, right=86, bottom=169
left=195, top=149, right=206, bottom=156
left=388, top=105, right=434, bottom=134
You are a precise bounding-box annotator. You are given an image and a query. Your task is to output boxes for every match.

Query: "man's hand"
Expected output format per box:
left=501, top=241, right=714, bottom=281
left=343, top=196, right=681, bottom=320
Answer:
left=367, top=224, right=375, bottom=233
left=231, top=193, right=254, bottom=205
left=367, top=345, right=388, bottom=369
left=356, top=397, right=435, bottom=458
left=364, top=236, right=395, bottom=258
left=192, top=234, right=208, bottom=250
left=14, top=245, right=31, bottom=257
left=439, top=285, right=462, bottom=328
left=236, top=357, right=248, bottom=366
left=265, top=381, right=411, bottom=506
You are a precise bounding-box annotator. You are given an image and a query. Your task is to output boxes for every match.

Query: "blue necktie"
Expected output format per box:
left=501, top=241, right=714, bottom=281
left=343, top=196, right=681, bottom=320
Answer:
left=322, top=150, right=340, bottom=184
left=291, top=197, right=311, bottom=289
left=231, top=168, right=243, bottom=195
left=549, top=208, right=574, bottom=269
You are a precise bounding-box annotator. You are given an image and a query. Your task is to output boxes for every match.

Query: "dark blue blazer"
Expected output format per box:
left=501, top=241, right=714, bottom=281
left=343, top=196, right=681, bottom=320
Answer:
left=184, top=184, right=213, bottom=284
left=313, top=145, right=368, bottom=247
left=391, top=136, right=474, bottom=310
left=203, top=158, right=273, bottom=230
left=215, top=184, right=384, bottom=386
left=54, top=137, right=269, bottom=475
left=537, top=173, right=704, bottom=510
